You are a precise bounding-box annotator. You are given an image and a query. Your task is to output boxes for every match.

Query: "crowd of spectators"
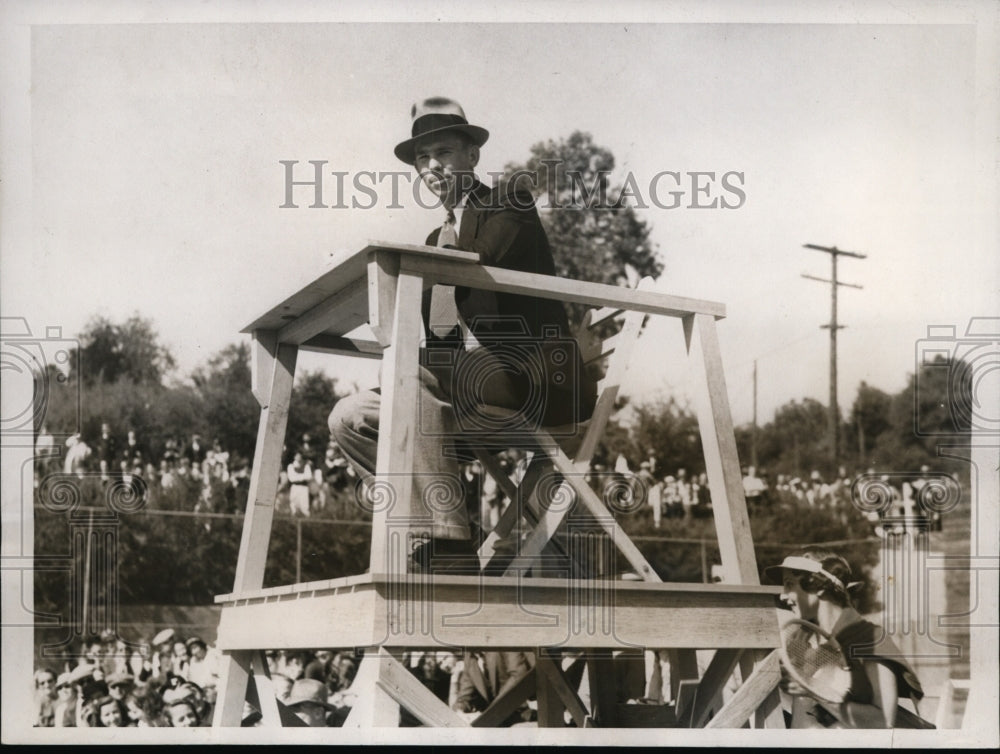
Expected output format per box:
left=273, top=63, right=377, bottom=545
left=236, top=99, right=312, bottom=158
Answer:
left=35, top=631, right=744, bottom=729
left=32, top=628, right=221, bottom=728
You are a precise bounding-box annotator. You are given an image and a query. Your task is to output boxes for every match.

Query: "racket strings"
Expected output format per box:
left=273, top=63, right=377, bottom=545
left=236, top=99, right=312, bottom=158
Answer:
left=780, top=623, right=852, bottom=704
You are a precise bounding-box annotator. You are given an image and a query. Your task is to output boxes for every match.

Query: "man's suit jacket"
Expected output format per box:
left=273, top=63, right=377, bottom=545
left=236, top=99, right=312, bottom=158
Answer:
left=422, top=179, right=596, bottom=427
left=454, top=650, right=533, bottom=714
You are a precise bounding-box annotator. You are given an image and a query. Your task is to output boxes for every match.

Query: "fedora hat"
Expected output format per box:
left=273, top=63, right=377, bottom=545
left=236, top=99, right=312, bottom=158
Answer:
left=394, top=97, right=489, bottom=165
left=285, top=678, right=336, bottom=710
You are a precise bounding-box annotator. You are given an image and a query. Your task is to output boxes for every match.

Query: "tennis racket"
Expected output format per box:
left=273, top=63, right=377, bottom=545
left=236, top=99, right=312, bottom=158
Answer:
left=778, top=618, right=853, bottom=706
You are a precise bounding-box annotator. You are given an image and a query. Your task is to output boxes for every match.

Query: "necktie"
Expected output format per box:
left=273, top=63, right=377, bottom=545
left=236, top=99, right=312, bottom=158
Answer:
left=438, top=207, right=458, bottom=248
left=428, top=208, right=459, bottom=336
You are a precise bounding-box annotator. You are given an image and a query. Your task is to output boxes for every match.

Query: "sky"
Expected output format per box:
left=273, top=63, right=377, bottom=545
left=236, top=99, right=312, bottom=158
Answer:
left=2, top=4, right=998, bottom=747
left=3, top=4, right=998, bottom=431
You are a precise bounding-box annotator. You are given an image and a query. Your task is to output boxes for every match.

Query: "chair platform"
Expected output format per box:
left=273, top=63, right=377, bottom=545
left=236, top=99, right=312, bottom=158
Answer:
left=215, top=575, right=781, bottom=651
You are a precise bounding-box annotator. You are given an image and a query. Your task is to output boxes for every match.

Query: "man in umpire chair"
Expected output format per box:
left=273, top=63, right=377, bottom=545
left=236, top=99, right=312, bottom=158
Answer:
left=329, top=97, right=596, bottom=574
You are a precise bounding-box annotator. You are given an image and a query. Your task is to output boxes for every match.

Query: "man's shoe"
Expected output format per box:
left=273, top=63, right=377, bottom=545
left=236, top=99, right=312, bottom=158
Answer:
left=408, top=538, right=480, bottom=575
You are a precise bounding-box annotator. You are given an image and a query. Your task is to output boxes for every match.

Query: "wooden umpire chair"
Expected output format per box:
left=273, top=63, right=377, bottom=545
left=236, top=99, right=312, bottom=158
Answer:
left=211, top=241, right=784, bottom=730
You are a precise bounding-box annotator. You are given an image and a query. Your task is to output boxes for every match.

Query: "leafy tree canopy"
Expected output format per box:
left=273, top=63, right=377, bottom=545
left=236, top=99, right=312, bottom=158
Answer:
left=503, top=131, right=664, bottom=328
left=72, top=314, right=176, bottom=387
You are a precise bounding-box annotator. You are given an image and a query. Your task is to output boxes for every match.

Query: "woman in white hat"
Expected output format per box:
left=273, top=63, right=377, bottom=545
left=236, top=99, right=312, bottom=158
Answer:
left=769, top=548, right=927, bottom=728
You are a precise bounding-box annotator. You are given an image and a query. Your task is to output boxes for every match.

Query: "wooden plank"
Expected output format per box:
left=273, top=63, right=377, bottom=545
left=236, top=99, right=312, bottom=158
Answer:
left=241, top=247, right=372, bottom=333
left=276, top=275, right=368, bottom=345
left=400, top=256, right=727, bottom=319
left=368, top=271, right=424, bottom=575
left=215, top=583, right=779, bottom=650
left=535, top=651, right=591, bottom=728
left=367, top=251, right=399, bottom=347
left=232, top=342, right=297, bottom=592
left=686, top=648, right=742, bottom=727
left=375, top=649, right=470, bottom=728
left=547, top=447, right=661, bottom=582
left=572, top=287, right=648, bottom=467
left=506, top=476, right=575, bottom=574
left=476, top=452, right=549, bottom=567
left=342, top=653, right=400, bottom=728
left=363, top=239, right=481, bottom=265
left=215, top=583, right=379, bottom=650
left=683, top=313, right=759, bottom=585
left=704, top=650, right=781, bottom=729
left=251, top=650, right=282, bottom=727
left=299, top=333, right=384, bottom=359
left=535, top=661, right=565, bottom=727
left=241, top=242, right=478, bottom=336
left=470, top=666, right=537, bottom=727
left=212, top=651, right=252, bottom=727
left=250, top=330, right=277, bottom=406
left=740, top=649, right=784, bottom=729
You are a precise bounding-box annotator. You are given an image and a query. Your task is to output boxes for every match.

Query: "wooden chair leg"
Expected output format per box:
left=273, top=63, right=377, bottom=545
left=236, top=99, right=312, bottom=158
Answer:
left=213, top=651, right=253, bottom=727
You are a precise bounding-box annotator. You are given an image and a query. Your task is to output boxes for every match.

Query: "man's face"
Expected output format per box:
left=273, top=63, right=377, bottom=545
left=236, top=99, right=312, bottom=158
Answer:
left=414, top=131, right=479, bottom=207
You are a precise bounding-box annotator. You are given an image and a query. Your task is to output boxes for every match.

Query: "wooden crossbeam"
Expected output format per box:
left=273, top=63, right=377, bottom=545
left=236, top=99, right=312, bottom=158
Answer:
left=470, top=666, right=537, bottom=727
left=704, top=650, right=781, bottom=729
left=300, top=333, right=384, bottom=359
left=684, top=648, right=743, bottom=727
left=375, top=650, right=470, bottom=728
left=400, top=256, right=726, bottom=319
left=535, top=651, right=591, bottom=728
left=544, top=448, right=660, bottom=582
left=276, top=275, right=369, bottom=345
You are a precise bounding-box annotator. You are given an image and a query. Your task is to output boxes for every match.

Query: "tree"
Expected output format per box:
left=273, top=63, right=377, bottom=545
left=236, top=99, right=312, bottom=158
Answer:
left=503, top=131, right=664, bottom=329
left=72, top=314, right=176, bottom=386
left=287, top=371, right=344, bottom=452
left=616, top=397, right=703, bottom=477
left=191, top=342, right=259, bottom=462
left=756, top=398, right=829, bottom=478
left=849, top=381, right=892, bottom=463
left=869, top=355, right=971, bottom=475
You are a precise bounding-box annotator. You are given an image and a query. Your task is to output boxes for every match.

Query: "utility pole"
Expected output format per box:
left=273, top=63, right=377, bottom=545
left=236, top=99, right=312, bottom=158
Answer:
left=751, top=359, right=759, bottom=469
left=802, top=243, right=866, bottom=467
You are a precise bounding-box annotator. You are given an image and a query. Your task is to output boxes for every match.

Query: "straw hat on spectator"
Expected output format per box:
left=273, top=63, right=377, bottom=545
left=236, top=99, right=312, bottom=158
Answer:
left=68, top=664, right=94, bottom=684
left=152, top=628, right=175, bottom=647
